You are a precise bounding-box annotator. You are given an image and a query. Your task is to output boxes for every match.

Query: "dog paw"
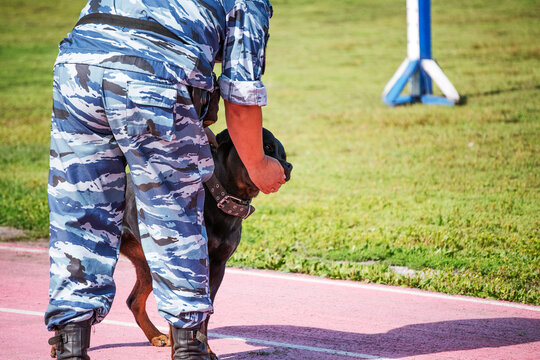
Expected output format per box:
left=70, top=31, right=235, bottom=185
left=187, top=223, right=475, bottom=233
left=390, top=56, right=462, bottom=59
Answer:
left=151, top=334, right=171, bottom=347
left=206, top=345, right=219, bottom=360
left=50, top=345, right=57, bottom=358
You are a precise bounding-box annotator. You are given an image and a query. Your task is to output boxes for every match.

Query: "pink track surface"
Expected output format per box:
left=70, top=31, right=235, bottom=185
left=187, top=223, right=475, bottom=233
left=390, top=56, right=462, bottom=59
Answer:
left=0, top=243, right=539, bottom=360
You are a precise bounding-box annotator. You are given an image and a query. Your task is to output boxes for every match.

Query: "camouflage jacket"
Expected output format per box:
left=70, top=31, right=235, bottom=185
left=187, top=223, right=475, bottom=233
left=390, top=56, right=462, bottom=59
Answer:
left=56, top=0, right=272, bottom=106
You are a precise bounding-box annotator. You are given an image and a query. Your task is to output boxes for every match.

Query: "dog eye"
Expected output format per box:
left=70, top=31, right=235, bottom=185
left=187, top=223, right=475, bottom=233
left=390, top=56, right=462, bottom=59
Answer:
left=264, top=144, right=273, bottom=152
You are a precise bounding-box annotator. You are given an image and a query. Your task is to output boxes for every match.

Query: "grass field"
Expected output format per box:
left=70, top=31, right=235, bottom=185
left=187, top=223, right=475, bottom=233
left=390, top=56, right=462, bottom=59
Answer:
left=0, top=0, right=538, bottom=304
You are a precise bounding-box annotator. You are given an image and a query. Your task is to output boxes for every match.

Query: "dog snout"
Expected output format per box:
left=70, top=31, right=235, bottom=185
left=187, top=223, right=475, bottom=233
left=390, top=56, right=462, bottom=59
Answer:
left=282, top=161, right=293, bottom=181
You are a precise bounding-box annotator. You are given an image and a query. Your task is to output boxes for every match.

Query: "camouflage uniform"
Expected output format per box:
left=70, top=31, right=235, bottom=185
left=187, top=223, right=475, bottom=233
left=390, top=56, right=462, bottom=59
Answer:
left=45, top=0, right=272, bottom=331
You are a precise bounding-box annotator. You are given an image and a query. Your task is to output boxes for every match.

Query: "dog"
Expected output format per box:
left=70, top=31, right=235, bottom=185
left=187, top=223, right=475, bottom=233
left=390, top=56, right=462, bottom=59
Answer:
left=118, top=127, right=292, bottom=358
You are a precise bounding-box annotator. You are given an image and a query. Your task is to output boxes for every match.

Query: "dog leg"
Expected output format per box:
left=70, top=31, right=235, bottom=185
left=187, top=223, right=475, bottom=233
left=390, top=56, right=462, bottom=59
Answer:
left=121, top=233, right=170, bottom=347
left=209, top=261, right=227, bottom=303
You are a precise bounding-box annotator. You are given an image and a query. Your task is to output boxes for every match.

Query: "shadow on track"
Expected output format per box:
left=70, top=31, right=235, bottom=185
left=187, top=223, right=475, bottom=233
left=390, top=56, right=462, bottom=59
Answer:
left=89, top=341, right=150, bottom=351
left=212, top=317, right=540, bottom=359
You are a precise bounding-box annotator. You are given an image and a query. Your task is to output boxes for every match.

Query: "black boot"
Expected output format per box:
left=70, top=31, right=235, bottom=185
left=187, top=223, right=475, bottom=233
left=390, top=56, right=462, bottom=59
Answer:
left=171, top=326, right=210, bottom=360
left=48, top=319, right=91, bottom=360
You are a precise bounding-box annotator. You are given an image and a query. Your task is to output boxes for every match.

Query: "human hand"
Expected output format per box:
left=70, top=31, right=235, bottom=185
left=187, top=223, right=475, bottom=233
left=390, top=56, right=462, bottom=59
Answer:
left=246, top=155, right=286, bottom=194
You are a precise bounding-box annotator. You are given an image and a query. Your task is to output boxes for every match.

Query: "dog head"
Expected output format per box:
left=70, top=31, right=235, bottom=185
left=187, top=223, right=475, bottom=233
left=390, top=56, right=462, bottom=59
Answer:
left=213, top=128, right=293, bottom=199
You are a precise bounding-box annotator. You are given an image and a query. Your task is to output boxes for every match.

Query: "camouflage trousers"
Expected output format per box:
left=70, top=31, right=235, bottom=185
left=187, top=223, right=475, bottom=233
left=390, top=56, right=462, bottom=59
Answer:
left=45, top=63, right=214, bottom=331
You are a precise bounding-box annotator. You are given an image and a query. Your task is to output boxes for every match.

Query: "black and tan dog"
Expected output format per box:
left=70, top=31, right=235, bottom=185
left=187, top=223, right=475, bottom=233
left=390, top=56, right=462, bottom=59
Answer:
left=119, top=127, right=292, bottom=358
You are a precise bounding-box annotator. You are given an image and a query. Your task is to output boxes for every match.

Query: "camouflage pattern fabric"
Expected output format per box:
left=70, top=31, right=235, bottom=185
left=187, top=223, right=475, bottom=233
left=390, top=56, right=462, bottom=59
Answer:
left=45, top=63, right=215, bottom=330
left=56, top=0, right=272, bottom=105
left=46, top=0, right=272, bottom=331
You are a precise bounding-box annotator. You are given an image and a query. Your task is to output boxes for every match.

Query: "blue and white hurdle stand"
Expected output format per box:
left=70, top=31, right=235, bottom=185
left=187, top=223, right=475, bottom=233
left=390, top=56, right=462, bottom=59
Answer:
left=382, top=0, right=460, bottom=106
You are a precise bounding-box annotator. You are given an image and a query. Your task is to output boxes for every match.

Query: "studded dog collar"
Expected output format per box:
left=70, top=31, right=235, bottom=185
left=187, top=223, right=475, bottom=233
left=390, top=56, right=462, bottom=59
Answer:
left=204, top=174, right=255, bottom=219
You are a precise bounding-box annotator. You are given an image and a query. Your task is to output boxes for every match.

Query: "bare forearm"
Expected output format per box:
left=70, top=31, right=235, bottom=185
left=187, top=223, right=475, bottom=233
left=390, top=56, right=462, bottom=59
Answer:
left=224, top=100, right=285, bottom=194
left=224, top=100, right=265, bottom=168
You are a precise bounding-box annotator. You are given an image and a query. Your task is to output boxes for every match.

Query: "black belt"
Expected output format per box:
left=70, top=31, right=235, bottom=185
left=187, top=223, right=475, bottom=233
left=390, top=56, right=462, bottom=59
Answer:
left=75, top=13, right=186, bottom=44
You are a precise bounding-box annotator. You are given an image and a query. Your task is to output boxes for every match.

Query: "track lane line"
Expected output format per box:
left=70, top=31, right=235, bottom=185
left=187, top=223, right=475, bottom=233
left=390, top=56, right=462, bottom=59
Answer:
left=0, top=245, right=48, bottom=254
left=225, top=269, right=540, bottom=312
left=0, top=307, right=387, bottom=359
left=2, top=244, right=538, bottom=312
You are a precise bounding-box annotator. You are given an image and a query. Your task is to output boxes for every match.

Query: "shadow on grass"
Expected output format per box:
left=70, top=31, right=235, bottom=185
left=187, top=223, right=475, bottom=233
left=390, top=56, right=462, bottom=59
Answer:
left=211, top=317, right=540, bottom=359
left=460, top=84, right=540, bottom=105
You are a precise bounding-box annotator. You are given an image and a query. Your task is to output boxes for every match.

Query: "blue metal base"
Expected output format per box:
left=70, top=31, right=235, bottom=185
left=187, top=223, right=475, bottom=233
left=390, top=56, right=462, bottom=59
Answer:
left=420, top=94, right=455, bottom=106
left=382, top=58, right=458, bottom=107
left=383, top=60, right=419, bottom=106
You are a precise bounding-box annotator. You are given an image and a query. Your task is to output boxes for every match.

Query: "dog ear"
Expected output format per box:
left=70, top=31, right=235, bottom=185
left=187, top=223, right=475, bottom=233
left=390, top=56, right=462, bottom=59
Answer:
left=216, top=129, right=232, bottom=146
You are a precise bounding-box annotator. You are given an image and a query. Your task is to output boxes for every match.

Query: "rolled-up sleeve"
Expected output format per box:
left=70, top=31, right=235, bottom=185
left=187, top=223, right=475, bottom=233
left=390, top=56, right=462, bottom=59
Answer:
left=218, top=0, right=272, bottom=106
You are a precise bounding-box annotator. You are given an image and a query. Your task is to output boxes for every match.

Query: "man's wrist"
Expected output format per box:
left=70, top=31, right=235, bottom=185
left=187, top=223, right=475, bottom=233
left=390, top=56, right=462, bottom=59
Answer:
left=241, top=152, right=266, bottom=170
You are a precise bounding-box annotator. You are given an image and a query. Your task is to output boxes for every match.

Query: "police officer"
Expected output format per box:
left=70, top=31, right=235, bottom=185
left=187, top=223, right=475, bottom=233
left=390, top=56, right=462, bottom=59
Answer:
left=45, top=1, right=284, bottom=359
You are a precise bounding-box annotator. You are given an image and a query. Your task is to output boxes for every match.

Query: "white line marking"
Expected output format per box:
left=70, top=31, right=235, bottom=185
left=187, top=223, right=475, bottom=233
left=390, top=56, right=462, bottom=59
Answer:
left=0, top=245, right=48, bottom=254
left=206, top=333, right=385, bottom=359
left=0, top=307, right=386, bottom=359
left=0, top=307, right=44, bottom=316
left=1, top=244, right=538, bottom=312
left=153, top=324, right=378, bottom=358
left=225, top=270, right=540, bottom=312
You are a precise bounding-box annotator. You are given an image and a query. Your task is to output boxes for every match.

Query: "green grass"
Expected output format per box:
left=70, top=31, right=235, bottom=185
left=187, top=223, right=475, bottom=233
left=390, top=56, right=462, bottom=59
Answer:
left=1, top=0, right=539, bottom=304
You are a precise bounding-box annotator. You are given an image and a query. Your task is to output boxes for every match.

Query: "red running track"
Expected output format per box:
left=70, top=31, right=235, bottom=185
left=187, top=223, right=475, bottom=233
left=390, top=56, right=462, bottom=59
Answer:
left=0, top=242, right=539, bottom=360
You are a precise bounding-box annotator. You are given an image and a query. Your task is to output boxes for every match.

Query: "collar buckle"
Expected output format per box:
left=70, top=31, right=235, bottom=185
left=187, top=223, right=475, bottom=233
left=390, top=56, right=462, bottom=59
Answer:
left=217, top=195, right=245, bottom=209
left=217, top=195, right=253, bottom=219
left=206, top=174, right=255, bottom=219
